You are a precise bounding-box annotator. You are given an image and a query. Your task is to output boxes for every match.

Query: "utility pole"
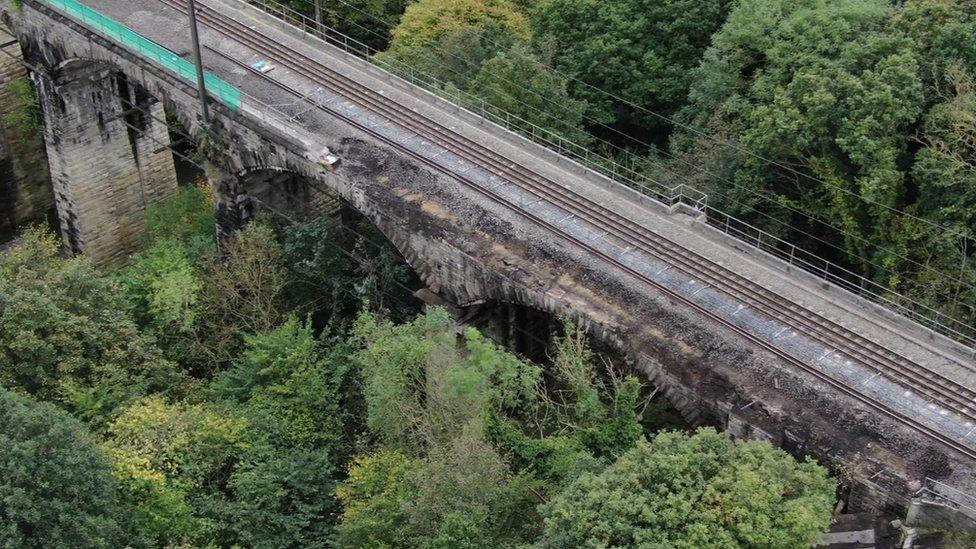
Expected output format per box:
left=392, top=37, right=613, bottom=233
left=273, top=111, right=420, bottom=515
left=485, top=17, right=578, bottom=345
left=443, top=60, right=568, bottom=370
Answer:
left=187, top=0, right=209, bottom=123
left=314, top=0, right=322, bottom=28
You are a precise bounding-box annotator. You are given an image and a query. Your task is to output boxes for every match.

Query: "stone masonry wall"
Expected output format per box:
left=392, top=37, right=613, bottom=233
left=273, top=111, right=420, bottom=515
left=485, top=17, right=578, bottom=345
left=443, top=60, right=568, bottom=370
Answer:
left=10, top=0, right=976, bottom=519
left=34, top=59, right=177, bottom=267
left=0, top=27, right=50, bottom=237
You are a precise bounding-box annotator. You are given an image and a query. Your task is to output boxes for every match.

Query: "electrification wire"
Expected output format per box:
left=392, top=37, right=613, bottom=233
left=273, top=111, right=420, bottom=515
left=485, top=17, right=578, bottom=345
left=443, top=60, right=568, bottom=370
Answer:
left=248, top=194, right=559, bottom=353
left=277, top=0, right=970, bottom=237
left=253, top=0, right=975, bottom=295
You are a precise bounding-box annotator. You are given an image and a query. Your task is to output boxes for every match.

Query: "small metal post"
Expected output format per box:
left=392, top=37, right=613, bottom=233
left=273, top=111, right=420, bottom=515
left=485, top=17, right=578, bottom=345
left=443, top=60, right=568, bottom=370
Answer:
left=187, top=0, right=209, bottom=123
left=314, top=0, right=323, bottom=28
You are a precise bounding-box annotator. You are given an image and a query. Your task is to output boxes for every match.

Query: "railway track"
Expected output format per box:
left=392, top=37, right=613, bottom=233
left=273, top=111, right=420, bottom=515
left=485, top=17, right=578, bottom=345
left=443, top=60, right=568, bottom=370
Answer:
left=152, top=0, right=976, bottom=458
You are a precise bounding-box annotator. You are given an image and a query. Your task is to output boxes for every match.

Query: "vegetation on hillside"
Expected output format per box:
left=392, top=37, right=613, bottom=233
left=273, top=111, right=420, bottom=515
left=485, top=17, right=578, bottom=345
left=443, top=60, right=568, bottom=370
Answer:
left=17, top=0, right=968, bottom=542
left=0, top=188, right=836, bottom=546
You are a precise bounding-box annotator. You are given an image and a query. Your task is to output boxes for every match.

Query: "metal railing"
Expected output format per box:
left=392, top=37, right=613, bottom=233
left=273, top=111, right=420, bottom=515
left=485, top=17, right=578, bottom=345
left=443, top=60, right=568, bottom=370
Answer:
left=241, top=0, right=976, bottom=351
left=41, top=0, right=241, bottom=108
left=243, top=0, right=699, bottom=210
left=916, top=477, right=976, bottom=516
left=30, top=0, right=976, bottom=522
left=42, top=0, right=974, bottom=350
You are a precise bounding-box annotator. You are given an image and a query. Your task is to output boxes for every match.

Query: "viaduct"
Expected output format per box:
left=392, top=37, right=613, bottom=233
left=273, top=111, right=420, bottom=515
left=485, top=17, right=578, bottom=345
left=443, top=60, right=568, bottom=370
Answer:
left=4, top=0, right=976, bottom=525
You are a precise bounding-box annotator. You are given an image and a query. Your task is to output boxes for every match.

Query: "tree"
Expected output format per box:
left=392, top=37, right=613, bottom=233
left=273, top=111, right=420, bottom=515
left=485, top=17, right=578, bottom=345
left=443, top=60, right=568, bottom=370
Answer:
left=377, top=0, right=529, bottom=88
left=339, top=310, right=654, bottom=546
left=470, top=46, right=591, bottom=145
left=141, top=185, right=216, bottom=261
left=0, top=227, right=185, bottom=423
left=181, top=222, right=288, bottom=374
left=104, top=396, right=253, bottom=544
left=0, top=387, right=124, bottom=547
left=122, top=237, right=202, bottom=335
left=341, top=309, right=543, bottom=546
left=103, top=445, right=199, bottom=547
left=210, top=317, right=359, bottom=546
left=351, top=308, right=539, bottom=450
left=278, top=215, right=421, bottom=329
left=284, top=0, right=408, bottom=52
left=400, top=432, right=540, bottom=547
left=214, top=316, right=358, bottom=463
left=335, top=449, right=416, bottom=548
left=675, top=0, right=976, bottom=327
left=538, top=428, right=836, bottom=548
left=106, top=396, right=251, bottom=494
left=279, top=217, right=361, bottom=328
left=225, top=446, right=338, bottom=548
left=531, top=0, right=731, bottom=143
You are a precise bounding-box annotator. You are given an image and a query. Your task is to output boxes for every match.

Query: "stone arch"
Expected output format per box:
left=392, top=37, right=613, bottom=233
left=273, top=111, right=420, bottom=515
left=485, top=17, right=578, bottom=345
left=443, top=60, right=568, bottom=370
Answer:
left=28, top=53, right=180, bottom=266
left=234, top=165, right=339, bottom=225
left=231, top=163, right=428, bottom=306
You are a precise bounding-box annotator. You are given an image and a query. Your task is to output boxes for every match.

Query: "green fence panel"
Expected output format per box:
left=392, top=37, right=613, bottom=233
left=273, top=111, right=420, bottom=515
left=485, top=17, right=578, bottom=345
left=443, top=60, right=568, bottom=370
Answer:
left=41, top=0, right=242, bottom=110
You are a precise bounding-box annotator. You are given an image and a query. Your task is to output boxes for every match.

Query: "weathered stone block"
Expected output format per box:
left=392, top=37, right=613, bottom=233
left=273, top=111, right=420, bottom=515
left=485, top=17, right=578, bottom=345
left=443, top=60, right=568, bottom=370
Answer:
left=33, top=59, right=177, bottom=267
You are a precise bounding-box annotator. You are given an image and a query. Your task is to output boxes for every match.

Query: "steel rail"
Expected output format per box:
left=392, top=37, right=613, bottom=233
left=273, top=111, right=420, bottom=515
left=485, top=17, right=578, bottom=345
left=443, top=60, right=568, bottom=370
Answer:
left=152, top=0, right=976, bottom=458
left=175, top=0, right=976, bottom=419
left=247, top=0, right=976, bottom=353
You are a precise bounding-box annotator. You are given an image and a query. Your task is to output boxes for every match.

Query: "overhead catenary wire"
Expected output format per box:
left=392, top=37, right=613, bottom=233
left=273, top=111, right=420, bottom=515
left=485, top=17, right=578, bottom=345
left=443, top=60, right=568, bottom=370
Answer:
left=15, top=10, right=976, bottom=506
left=5, top=2, right=968, bottom=346
left=261, top=0, right=975, bottom=297
left=32, top=3, right=976, bottom=473
left=118, top=90, right=561, bottom=354
left=277, top=0, right=971, bottom=239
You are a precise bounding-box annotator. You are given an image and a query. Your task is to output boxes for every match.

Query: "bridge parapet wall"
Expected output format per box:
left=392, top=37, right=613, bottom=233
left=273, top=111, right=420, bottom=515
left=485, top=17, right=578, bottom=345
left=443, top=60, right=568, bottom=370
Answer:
left=9, top=0, right=976, bottom=523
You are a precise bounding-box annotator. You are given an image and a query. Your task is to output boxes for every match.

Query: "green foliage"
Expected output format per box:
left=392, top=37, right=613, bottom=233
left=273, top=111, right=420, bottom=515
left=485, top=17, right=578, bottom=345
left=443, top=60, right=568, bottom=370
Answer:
left=340, top=311, right=655, bottom=546
left=211, top=317, right=359, bottom=546
left=103, top=445, right=199, bottom=547
left=402, top=432, right=541, bottom=547
left=538, top=428, right=836, bottom=548
left=544, top=323, right=644, bottom=455
left=335, top=449, right=416, bottom=548
left=106, top=396, right=251, bottom=492
left=279, top=217, right=360, bottom=327
left=224, top=446, right=338, bottom=548
left=532, top=0, right=731, bottom=139
left=677, top=0, right=976, bottom=326
left=352, top=308, right=538, bottom=449
left=181, top=222, right=288, bottom=373
left=143, top=186, right=215, bottom=255
left=379, top=0, right=596, bottom=153
left=2, top=77, right=42, bottom=140
left=0, top=227, right=185, bottom=423
left=470, top=46, right=591, bottom=144
left=378, top=0, right=529, bottom=87
left=215, top=316, right=357, bottom=460
left=342, top=309, right=546, bottom=546
left=123, top=238, right=201, bottom=334
left=484, top=322, right=645, bottom=488
left=0, top=387, right=124, bottom=548
left=283, top=0, right=408, bottom=51
left=213, top=316, right=321, bottom=402
left=119, top=187, right=215, bottom=368
left=104, top=396, right=252, bottom=544
left=279, top=215, right=421, bottom=329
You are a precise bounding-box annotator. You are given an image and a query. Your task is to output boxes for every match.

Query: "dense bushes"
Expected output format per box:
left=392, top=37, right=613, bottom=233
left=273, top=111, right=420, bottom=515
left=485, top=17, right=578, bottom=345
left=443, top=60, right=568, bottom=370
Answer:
left=673, top=0, right=976, bottom=327
left=0, top=188, right=837, bottom=545
left=13, top=0, right=942, bottom=537
left=0, top=387, right=125, bottom=547
left=538, top=429, right=835, bottom=548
